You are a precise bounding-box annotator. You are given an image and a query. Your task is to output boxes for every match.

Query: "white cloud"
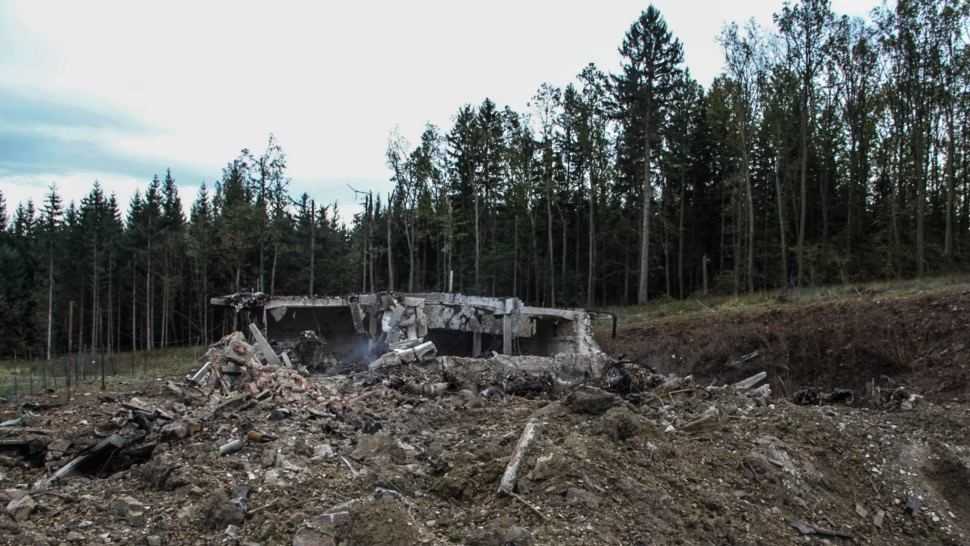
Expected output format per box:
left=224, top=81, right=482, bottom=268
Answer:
left=1, top=0, right=885, bottom=217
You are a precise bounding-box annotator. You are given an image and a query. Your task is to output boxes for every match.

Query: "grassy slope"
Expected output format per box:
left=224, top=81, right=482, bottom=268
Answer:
left=599, top=273, right=970, bottom=333
left=0, top=345, right=204, bottom=397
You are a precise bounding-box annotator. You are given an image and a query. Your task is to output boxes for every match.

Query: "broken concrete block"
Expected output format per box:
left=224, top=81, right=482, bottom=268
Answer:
left=110, top=495, right=146, bottom=525
left=563, top=386, right=621, bottom=415
left=249, top=323, right=282, bottom=366
left=467, top=521, right=533, bottom=546
left=292, top=527, right=336, bottom=546
left=219, top=438, right=245, bottom=456
left=202, top=486, right=249, bottom=529
left=5, top=494, right=35, bottom=522
left=311, top=443, right=335, bottom=460
left=160, top=420, right=191, bottom=442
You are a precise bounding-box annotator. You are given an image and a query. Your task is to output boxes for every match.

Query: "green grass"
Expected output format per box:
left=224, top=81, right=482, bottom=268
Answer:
left=0, top=345, right=205, bottom=400
left=598, top=273, right=970, bottom=332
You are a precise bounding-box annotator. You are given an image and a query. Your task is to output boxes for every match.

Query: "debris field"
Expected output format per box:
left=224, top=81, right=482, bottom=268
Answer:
left=3, top=289, right=970, bottom=545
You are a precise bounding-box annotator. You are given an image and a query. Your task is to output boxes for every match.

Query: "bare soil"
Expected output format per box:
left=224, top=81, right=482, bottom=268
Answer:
left=2, top=286, right=970, bottom=545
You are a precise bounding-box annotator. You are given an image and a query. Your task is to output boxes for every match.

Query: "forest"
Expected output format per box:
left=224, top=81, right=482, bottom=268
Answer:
left=1, top=0, right=968, bottom=359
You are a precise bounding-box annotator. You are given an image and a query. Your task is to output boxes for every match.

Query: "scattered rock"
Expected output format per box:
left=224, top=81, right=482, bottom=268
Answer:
left=312, top=443, right=335, bottom=460
left=292, top=527, right=336, bottom=546
left=264, top=468, right=288, bottom=487
left=202, top=486, right=249, bottom=529
left=5, top=494, right=35, bottom=522
left=294, top=436, right=314, bottom=457
left=565, top=486, right=601, bottom=508
left=905, top=494, right=922, bottom=515
left=270, top=408, right=292, bottom=421
left=467, top=520, right=533, bottom=546
left=563, top=386, right=620, bottom=415
left=351, top=433, right=406, bottom=464
left=160, top=420, right=191, bottom=442
left=110, top=494, right=147, bottom=525
left=344, top=496, right=416, bottom=546
left=601, top=406, right=643, bottom=441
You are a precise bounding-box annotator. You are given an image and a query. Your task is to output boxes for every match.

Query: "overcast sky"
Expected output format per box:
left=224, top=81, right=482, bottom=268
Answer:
left=0, top=0, right=882, bottom=219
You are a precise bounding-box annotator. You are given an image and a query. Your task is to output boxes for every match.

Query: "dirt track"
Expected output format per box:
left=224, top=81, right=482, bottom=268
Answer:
left=3, top=287, right=970, bottom=545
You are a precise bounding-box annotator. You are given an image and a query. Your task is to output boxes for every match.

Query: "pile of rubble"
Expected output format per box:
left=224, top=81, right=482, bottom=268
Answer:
left=0, top=315, right=956, bottom=546
left=190, top=329, right=317, bottom=401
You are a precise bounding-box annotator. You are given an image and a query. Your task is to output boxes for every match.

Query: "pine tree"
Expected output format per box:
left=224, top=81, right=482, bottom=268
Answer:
left=39, top=184, right=63, bottom=360
left=614, top=5, right=685, bottom=304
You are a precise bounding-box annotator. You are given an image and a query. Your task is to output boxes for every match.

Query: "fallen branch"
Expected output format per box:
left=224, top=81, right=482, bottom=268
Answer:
left=341, top=456, right=359, bottom=478
left=510, top=491, right=548, bottom=520
left=498, top=418, right=540, bottom=495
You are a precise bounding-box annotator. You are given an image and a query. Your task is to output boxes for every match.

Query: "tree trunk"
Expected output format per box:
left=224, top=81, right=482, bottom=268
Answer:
left=46, top=253, right=54, bottom=361
left=677, top=170, right=685, bottom=299
left=797, top=88, right=808, bottom=288
left=91, top=239, right=98, bottom=364
left=945, top=106, right=956, bottom=260
left=270, top=243, right=279, bottom=297
left=369, top=195, right=376, bottom=292
left=662, top=182, right=671, bottom=298
left=774, top=155, right=788, bottom=287
left=107, top=253, right=113, bottom=355
left=545, top=170, right=555, bottom=307
left=146, top=238, right=152, bottom=351
left=915, top=126, right=926, bottom=277
left=387, top=194, right=394, bottom=291
left=202, top=258, right=208, bottom=345
left=161, top=255, right=168, bottom=348
left=638, top=114, right=652, bottom=305
left=475, top=185, right=481, bottom=294
left=742, top=141, right=755, bottom=294
left=406, top=209, right=415, bottom=292
left=588, top=169, right=596, bottom=308
left=513, top=215, right=519, bottom=299
left=560, top=207, right=567, bottom=287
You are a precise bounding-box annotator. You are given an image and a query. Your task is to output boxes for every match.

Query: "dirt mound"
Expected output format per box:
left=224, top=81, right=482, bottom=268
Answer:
left=605, top=288, right=970, bottom=403
left=3, top=292, right=970, bottom=544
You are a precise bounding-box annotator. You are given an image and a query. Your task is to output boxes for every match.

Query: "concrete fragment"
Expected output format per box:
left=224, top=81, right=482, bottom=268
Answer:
left=733, top=371, right=767, bottom=390
left=203, top=486, right=249, bottom=529
left=563, top=386, right=620, bottom=415
left=467, top=521, right=533, bottom=546
left=219, top=438, right=245, bottom=456
left=160, top=420, right=191, bottom=442
left=110, top=495, right=146, bottom=525
left=249, top=323, right=282, bottom=366
left=292, top=528, right=335, bottom=546
left=5, top=494, right=35, bottom=522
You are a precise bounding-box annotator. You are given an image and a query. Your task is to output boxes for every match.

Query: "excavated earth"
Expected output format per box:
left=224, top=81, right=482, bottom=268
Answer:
left=3, top=287, right=970, bottom=545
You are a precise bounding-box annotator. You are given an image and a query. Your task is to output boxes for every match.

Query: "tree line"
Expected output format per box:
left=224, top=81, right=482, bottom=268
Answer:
left=1, top=0, right=969, bottom=358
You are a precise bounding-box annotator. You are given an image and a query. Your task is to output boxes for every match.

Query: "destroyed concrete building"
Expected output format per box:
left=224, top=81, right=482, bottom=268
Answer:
left=210, top=292, right=612, bottom=371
